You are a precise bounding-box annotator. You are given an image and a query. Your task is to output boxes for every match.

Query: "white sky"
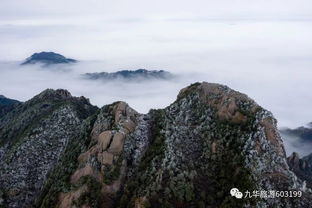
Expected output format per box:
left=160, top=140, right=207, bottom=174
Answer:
left=0, top=0, right=311, bottom=20
left=0, top=0, right=311, bottom=60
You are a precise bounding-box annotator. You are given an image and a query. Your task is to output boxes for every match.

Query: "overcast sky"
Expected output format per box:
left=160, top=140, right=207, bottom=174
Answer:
left=1, top=0, right=311, bottom=20
left=0, top=0, right=312, bottom=60
left=0, top=1, right=312, bottom=125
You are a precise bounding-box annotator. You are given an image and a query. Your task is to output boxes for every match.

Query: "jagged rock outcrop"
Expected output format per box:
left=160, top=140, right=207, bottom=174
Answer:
left=1, top=82, right=312, bottom=208
left=21, top=52, right=77, bottom=65
left=35, top=101, right=140, bottom=208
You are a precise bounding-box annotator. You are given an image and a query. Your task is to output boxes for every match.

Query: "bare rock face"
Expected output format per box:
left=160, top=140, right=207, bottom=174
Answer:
left=1, top=82, right=312, bottom=208
left=35, top=101, right=141, bottom=208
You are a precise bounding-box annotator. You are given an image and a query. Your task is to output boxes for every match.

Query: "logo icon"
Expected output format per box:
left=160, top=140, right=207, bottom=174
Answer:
left=230, top=188, right=243, bottom=199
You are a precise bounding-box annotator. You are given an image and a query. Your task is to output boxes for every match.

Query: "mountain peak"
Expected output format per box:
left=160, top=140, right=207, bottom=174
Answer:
left=27, top=89, right=91, bottom=107
left=37, top=88, right=72, bottom=99
left=177, top=82, right=261, bottom=125
left=178, top=82, right=250, bottom=100
left=21, top=51, right=77, bottom=65
left=1, top=84, right=311, bottom=207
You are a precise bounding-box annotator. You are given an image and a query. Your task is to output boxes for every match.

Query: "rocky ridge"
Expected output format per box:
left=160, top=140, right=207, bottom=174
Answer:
left=281, top=125, right=312, bottom=143
left=0, top=82, right=311, bottom=208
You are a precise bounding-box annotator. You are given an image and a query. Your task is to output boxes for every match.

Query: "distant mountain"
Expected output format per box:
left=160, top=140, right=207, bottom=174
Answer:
left=0, top=95, right=19, bottom=105
left=83, top=69, right=174, bottom=81
left=0, top=95, right=20, bottom=117
left=288, top=152, right=312, bottom=188
left=21, top=52, right=77, bottom=65
left=280, top=125, right=312, bottom=143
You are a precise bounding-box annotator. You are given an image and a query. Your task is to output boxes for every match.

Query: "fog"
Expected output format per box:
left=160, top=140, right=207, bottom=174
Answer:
left=1, top=0, right=312, bottom=156
left=280, top=132, right=312, bottom=157
left=1, top=20, right=312, bottom=128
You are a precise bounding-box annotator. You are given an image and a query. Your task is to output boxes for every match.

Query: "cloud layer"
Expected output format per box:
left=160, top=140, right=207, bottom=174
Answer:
left=1, top=0, right=312, bottom=156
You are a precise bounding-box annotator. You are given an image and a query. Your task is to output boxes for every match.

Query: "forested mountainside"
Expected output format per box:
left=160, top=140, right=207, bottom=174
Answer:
left=0, top=82, right=310, bottom=208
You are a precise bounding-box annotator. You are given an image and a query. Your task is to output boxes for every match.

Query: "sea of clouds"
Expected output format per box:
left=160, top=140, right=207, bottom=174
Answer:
left=0, top=1, right=312, bottom=156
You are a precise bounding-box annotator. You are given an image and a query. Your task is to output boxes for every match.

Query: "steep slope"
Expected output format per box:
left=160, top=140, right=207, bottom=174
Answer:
left=118, top=82, right=310, bottom=208
left=288, top=152, right=312, bottom=189
left=0, top=89, right=98, bottom=207
left=37, top=101, right=140, bottom=208
left=1, top=82, right=311, bottom=208
left=37, top=82, right=311, bottom=208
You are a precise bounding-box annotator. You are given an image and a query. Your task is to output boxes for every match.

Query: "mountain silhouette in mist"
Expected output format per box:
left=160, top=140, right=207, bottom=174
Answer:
left=281, top=124, right=312, bottom=143
left=83, top=69, right=174, bottom=81
left=21, top=52, right=77, bottom=65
